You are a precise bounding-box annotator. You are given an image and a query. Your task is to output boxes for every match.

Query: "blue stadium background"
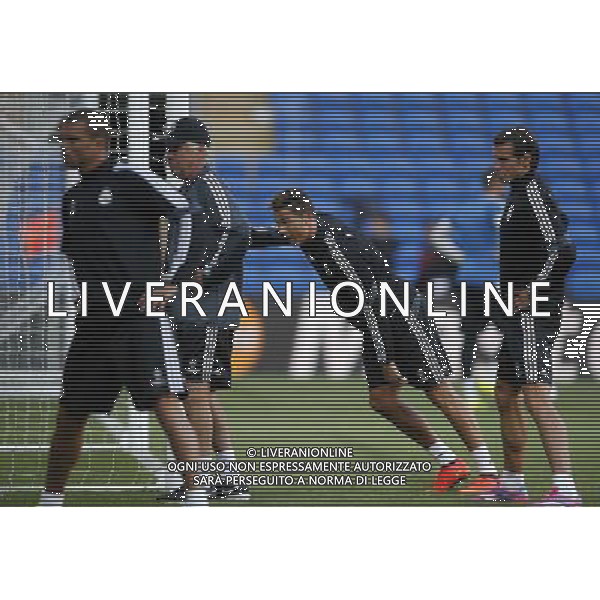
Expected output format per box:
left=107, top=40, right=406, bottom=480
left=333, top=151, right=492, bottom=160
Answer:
left=4, top=93, right=600, bottom=301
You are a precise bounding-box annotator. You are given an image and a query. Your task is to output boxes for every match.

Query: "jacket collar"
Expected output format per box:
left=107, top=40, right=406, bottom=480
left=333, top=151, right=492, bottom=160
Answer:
left=509, top=171, right=538, bottom=197
left=179, top=164, right=211, bottom=190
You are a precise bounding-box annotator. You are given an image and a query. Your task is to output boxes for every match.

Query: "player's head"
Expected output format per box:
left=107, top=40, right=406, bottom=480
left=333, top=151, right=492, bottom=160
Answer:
left=165, top=117, right=211, bottom=181
left=492, top=128, right=539, bottom=182
left=53, top=110, right=112, bottom=171
left=272, top=189, right=317, bottom=244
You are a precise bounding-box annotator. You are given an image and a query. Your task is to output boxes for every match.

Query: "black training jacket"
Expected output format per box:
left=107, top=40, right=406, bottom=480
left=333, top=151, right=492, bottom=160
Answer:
left=168, top=166, right=285, bottom=325
left=61, top=159, right=195, bottom=316
left=500, top=174, right=576, bottom=294
left=299, top=213, right=396, bottom=363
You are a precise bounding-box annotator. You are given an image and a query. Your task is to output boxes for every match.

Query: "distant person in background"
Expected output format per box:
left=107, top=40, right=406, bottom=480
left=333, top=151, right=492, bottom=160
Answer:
left=481, top=128, right=579, bottom=505
left=353, top=204, right=400, bottom=273
left=459, top=175, right=508, bottom=385
left=417, top=216, right=463, bottom=301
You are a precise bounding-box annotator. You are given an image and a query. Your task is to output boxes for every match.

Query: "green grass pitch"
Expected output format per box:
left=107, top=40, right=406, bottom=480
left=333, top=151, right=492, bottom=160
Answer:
left=1, top=375, right=598, bottom=506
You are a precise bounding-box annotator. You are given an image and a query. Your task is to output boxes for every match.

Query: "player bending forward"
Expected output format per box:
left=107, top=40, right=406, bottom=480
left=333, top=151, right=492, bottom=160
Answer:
left=271, top=189, right=497, bottom=494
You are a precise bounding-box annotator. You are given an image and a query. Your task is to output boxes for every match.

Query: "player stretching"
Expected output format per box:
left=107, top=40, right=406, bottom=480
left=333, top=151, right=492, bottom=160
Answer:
left=157, top=117, right=284, bottom=501
left=271, top=189, right=497, bottom=493
left=483, top=129, right=580, bottom=505
left=40, top=110, right=209, bottom=506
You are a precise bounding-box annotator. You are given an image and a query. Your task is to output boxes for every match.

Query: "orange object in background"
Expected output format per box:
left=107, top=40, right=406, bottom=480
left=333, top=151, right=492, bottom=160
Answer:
left=20, top=212, right=60, bottom=256
left=192, top=93, right=274, bottom=154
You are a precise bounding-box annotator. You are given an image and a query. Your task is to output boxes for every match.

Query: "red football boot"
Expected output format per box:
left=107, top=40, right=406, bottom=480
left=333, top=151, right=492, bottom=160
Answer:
left=458, top=474, right=499, bottom=495
left=432, top=458, right=470, bottom=492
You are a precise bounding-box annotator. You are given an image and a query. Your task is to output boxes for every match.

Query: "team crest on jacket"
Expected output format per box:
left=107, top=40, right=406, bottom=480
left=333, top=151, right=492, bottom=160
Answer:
left=150, top=368, right=166, bottom=387
left=98, top=188, right=113, bottom=205
left=187, top=359, right=200, bottom=376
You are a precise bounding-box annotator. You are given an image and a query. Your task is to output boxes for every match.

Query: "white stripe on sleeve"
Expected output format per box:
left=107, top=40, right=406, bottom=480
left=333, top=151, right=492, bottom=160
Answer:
left=202, top=173, right=232, bottom=278
left=324, top=229, right=387, bottom=363
left=527, top=180, right=559, bottom=281
left=163, top=212, right=192, bottom=282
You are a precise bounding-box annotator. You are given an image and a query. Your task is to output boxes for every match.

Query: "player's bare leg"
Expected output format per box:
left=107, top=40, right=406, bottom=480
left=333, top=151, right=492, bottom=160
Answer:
left=154, top=394, right=210, bottom=488
left=427, top=380, right=484, bottom=452
left=158, top=382, right=213, bottom=500
left=522, top=384, right=579, bottom=504
left=210, top=393, right=234, bottom=456
left=369, top=383, right=437, bottom=449
left=155, top=387, right=214, bottom=502
left=205, top=393, right=249, bottom=499
left=369, top=380, right=469, bottom=492
left=426, top=379, right=498, bottom=493
left=477, top=378, right=529, bottom=502
left=157, top=388, right=214, bottom=459
left=182, top=382, right=215, bottom=458
left=40, top=405, right=90, bottom=504
left=495, top=379, right=527, bottom=474
left=522, top=384, right=571, bottom=472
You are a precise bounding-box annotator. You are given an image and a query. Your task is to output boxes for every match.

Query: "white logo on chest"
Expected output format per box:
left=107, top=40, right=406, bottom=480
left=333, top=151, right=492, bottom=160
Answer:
left=98, top=188, right=113, bottom=205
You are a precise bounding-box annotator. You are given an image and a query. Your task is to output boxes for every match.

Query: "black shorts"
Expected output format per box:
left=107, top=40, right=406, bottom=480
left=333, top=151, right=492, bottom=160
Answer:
left=362, top=294, right=452, bottom=391
left=497, top=310, right=562, bottom=386
left=175, top=321, right=235, bottom=391
left=61, top=316, right=184, bottom=414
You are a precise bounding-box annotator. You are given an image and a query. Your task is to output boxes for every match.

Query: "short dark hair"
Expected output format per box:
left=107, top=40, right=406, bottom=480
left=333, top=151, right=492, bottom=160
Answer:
left=272, top=189, right=314, bottom=212
left=494, top=128, right=539, bottom=171
left=58, top=110, right=113, bottom=140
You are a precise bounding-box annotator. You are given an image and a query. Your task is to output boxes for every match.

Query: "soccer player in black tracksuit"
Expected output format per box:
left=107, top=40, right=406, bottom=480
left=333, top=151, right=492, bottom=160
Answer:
left=271, top=189, right=498, bottom=494
left=156, top=117, right=285, bottom=501
left=483, top=129, right=580, bottom=505
left=40, top=110, right=209, bottom=506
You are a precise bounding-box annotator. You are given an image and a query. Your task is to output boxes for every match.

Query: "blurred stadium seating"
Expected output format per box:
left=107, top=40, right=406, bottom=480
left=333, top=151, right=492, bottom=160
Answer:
left=2, top=93, right=599, bottom=301
left=212, top=92, right=600, bottom=300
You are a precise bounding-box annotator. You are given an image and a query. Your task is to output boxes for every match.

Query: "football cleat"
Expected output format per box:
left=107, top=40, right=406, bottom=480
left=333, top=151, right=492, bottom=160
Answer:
left=458, top=474, right=499, bottom=495
left=432, top=458, right=470, bottom=492
left=479, top=487, right=529, bottom=503
left=209, top=484, right=251, bottom=501
left=156, top=485, right=186, bottom=502
left=535, top=488, right=582, bottom=507
left=184, top=488, right=210, bottom=507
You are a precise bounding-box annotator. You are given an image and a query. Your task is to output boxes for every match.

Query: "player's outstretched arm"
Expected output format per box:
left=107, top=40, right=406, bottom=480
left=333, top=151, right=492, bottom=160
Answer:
left=249, top=226, right=290, bottom=248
